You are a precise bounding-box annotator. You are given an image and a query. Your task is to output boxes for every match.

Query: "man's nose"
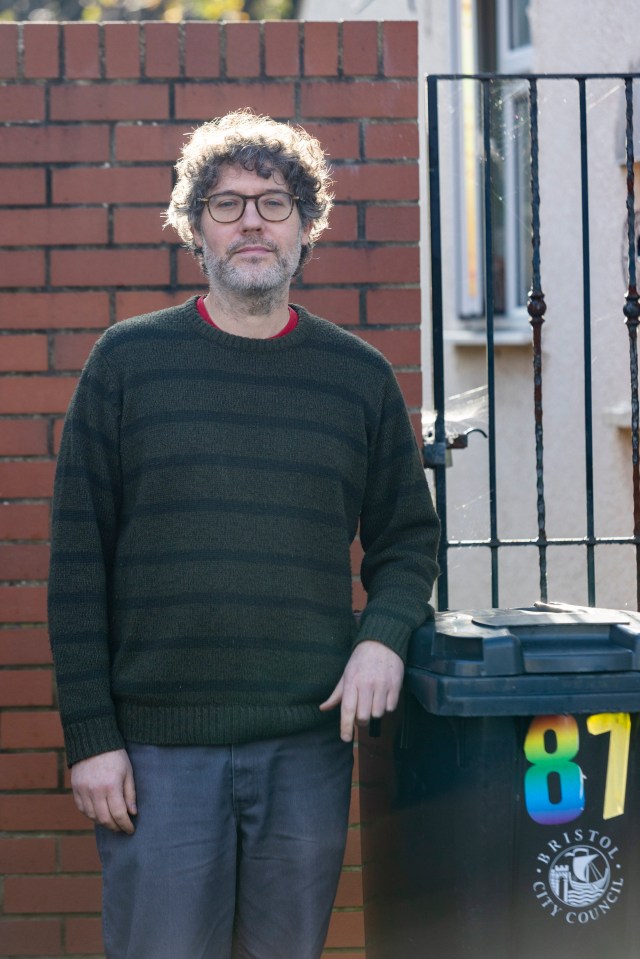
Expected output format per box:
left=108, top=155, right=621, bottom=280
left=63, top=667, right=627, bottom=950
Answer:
left=240, top=198, right=263, bottom=229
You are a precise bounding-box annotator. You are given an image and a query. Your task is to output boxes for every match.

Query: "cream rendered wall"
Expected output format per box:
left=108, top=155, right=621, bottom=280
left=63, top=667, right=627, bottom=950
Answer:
left=295, top=0, right=640, bottom=609
left=297, top=0, right=417, bottom=20
left=418, top=0, right=640, bottom=610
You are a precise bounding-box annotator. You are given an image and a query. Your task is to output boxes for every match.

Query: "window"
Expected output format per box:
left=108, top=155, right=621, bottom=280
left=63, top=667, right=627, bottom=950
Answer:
left=454, top=0, right=533, bottom=323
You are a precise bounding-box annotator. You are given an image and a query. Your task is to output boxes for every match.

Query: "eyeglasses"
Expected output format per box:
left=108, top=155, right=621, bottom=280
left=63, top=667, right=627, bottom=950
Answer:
left=200, top=191, right=299, bottom=224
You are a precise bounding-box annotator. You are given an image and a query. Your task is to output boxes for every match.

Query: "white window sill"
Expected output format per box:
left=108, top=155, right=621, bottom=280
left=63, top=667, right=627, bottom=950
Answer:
left=603, top=404, right=635, bottom=429
left=444, top=326, right=533, bottom=347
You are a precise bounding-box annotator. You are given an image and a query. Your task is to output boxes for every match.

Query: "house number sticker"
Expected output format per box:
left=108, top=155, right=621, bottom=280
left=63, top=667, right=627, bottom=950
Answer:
left=524, top=713, right=631, bottom=825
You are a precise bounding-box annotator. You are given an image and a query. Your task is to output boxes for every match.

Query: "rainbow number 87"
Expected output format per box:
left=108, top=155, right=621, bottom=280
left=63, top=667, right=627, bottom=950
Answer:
left=524, top=713, right=631, bottom=825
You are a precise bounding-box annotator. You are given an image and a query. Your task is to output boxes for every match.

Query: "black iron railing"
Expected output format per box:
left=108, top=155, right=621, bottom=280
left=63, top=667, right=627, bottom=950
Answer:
left=425, top=73, right=640, bottom=612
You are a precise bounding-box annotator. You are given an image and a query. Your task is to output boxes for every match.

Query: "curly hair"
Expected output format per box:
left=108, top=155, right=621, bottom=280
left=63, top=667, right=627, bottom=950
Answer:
left=164, top=109, right=334, bottom=275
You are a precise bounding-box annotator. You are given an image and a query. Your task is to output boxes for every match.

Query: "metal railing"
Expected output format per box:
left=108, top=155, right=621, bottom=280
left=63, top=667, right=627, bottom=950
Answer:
left=425, top=73, right=640, bottom=612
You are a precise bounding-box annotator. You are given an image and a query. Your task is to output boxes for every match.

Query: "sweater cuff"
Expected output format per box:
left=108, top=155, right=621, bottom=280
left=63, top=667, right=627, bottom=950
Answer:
left=353, top=614, right=412, bottom=661
left=63, top=715, right=126, bottom=767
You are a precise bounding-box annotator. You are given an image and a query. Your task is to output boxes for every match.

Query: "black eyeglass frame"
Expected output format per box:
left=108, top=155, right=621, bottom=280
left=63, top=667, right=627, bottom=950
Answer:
left=199, top=191, right=300, bottom=224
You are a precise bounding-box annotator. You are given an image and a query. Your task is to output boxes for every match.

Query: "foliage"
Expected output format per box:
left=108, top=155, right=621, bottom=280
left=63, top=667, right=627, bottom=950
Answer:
left=0, top=0, right=294, bottom=22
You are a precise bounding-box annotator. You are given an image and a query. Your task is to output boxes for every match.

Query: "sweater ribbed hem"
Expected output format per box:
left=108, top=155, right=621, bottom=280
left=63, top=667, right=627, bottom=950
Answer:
left=116, top=702, right=337, bottom=747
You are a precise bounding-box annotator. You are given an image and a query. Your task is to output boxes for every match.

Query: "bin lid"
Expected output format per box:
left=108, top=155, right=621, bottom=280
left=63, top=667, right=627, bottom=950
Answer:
left=406, top=602, right=640, bottom=716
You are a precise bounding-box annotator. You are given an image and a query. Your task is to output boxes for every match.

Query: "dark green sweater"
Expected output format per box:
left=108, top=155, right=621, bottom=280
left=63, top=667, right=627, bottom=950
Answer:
left=48, top=298, right=440, bottom=765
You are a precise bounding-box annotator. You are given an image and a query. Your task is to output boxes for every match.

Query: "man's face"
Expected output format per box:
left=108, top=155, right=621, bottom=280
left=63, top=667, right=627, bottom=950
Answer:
left=193, top=165, right=311, bottom=299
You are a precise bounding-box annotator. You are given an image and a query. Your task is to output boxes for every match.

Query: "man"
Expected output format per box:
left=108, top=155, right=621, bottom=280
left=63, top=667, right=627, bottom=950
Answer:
left=48, top=109, right=439, bottom=959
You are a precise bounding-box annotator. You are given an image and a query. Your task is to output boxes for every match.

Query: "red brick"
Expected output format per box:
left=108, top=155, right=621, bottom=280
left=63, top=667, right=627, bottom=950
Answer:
left=343, top=826, right=362, bottom=866
left=144, top=22, right=180, bottom=78
left=293, top=288, right=359, bottom=325
left=348, top=782, right=360, bottom=823
left=302, top=121, right=360, bottom=160
left=343, top=21, right=378, bottom=77
left=0, top=250, right=45, bottom=288
left=65, top=916, right=103, bottom=954
left=265, top=20, right=299, bottom=77
left=396, top=371, right=422, bottom=408
left=352, top=578, right=366, bottom=612
left=115, top=290, right=195, bottom=318
left=184, top=21, right=220, bottom=78
left=59, top=836, right=101, bottom=873
left=334, top=869, right=363, bottom=907
left=0, top=752, right=58, bottom=790
left=50, top=84, right=168, bottom=122
left=0, top=207, right=108, bottom=246
left=0, top=377, right=76, bottom=414
left=53, top=332, right=100, bottom=371
left=322, top=204, right=358, bottom=242
left=225, top=21, right=260, bottom=78
left=409, top=410, right=422, bottom=443
left=23, top=23, right=59, bottom=79
left=104, top=22, right=140, bottom=79
left=64, top=22, right=100, bottom=79
left=0, top=334, right=48, bottom=371
left=0, top=292, right=109, bottom=330
left=301, top=80, right=416, bottom=119
left=0, top=837, right=56, bottom=874
left=367, top=288, right=421, bottom=324
left=52, top=165, right=171, bottom=205
left=0, top=586, right=48, bottom=623
left=177, top=250, right=206, bottom=287
left=0, top=919, right=62, bottom=956
left=113, top=206, right=169, bottom=245
left=366, top=204, right=420, bottom=241
left=334, top=163, right=418, bottom=201
left=303, top=22, right=338, bottom=76
left=0, top=86, right=45, bottom=123
left=0, top=794, right=88, bottom=831
left=0, top=505, right=50, bottom=541
left=0, top=503, right=49, bottom=540
left=51, top=249, right=170, bottom=288
left=365, top=121, right=419, bottom=159
left=324, top=908, right=365, bottom=949
left=175, top=82, right=294, bottom=121
left=350, top=538, right=363, bottom=571
left=0, top=420, right=49, bottom=456
left=0, top=710, right=63, bottom=749
left=4, top=875, right=102, bottom=914
left=50, top=423, right=77, bottom=455
left=383, top=21, right=418, bottom=78
left=0, top=460, right=56, bottom=496
left=0, top=125, right=110, bottom=164
left=0, top=666, right=52, bottom=708
left=0, top=544, right=51, bottom=581
left=0, top=628, right=52, bottom=666
left=0, top=168, right=45, bottom=205
left=0, top=24, right=19, bottom=79
left=302, top=246, right=419, bottom=285
left=115, top=123, right=192, bottom=162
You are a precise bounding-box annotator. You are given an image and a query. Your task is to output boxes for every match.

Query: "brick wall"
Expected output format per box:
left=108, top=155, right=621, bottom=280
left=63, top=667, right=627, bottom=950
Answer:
left=0, top=18, right=421, bottom=958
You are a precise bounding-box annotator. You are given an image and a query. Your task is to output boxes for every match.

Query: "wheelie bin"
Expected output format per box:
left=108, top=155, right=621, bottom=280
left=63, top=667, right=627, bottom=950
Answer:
left=359, top=603, right=640, bottom=959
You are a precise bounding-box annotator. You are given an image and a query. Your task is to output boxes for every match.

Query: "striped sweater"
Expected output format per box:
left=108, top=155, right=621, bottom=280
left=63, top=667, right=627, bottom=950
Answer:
left=48, top=298, right=440, bottom=765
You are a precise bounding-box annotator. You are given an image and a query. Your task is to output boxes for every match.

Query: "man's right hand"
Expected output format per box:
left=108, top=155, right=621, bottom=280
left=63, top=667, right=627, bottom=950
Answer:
left=70, top=749, right=137, bottom=834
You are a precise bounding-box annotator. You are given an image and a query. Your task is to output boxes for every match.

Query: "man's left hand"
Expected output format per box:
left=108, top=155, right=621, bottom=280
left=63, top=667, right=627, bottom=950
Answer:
left=319, top=640, right=404, bottom=742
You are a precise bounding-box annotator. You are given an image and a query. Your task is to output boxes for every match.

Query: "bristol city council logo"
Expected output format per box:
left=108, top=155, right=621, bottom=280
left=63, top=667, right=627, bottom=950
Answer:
left=532, top=829, right=624, bottom=924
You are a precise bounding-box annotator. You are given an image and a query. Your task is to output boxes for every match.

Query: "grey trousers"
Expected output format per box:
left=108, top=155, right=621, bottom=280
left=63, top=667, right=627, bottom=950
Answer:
left=95, top=723, right=354, bottom=959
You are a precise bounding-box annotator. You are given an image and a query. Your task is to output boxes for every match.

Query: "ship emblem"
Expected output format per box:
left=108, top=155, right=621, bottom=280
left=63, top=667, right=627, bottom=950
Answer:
left=532, top=831, right=624, bottom=924
left=549, top=846, right=610, bottom=907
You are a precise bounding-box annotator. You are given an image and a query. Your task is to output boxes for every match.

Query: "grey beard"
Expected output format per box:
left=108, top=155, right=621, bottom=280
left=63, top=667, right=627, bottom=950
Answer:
left=202, top=236, right=301, bottom=315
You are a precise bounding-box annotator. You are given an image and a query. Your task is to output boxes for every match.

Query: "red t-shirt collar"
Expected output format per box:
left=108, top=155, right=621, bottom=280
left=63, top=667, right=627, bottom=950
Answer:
left=196, top=296, right=298, bottom=338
